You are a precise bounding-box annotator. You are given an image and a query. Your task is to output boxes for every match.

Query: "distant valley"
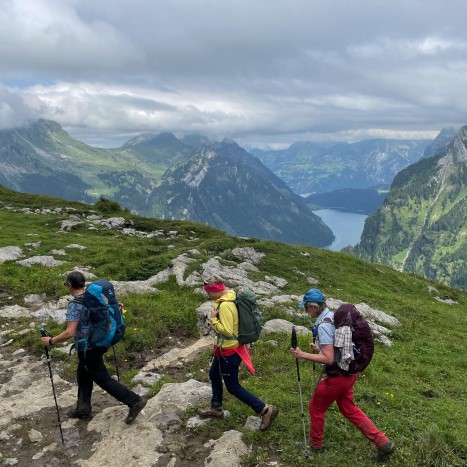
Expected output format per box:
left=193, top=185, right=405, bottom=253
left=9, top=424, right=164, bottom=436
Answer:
left=249, top=139, right=431, bottom=196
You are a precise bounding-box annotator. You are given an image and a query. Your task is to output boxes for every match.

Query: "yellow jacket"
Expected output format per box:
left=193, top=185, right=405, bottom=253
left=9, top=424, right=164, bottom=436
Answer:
left=211, top=289, right=239, bottom=349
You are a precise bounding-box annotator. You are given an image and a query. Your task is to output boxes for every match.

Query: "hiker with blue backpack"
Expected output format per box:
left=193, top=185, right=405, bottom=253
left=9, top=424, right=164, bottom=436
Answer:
left=198, top=278, right=278, bottom=431
left=291, top=288, right=396, bottom=461
left=40, top=271, right=146, bottom=424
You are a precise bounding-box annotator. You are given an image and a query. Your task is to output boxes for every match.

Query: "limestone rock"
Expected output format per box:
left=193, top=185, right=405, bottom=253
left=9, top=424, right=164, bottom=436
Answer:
left=204, top=430, right=250, bottom=467
left=0, top=246, right=23, bottom=264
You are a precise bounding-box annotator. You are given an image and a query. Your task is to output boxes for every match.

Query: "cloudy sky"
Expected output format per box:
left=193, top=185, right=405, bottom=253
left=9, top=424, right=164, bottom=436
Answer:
left=2, top=0, right=467, bottom=148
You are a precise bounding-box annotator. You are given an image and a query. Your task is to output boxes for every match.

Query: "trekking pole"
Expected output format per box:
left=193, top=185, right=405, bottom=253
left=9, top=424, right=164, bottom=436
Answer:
left=312, top=335, right=316, bottom=380
left=112, top=345, right=120, bottom=381
left=38, top=327, right=65, bottom=444
left=291, top=326, right=310, bottom=458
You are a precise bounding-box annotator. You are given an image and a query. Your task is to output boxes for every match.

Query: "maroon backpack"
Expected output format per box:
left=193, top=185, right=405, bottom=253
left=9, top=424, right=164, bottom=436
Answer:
left=324, top=303, right=374, bottom=376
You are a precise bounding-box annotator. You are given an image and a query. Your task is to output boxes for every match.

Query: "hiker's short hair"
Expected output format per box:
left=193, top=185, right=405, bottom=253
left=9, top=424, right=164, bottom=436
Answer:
left=66, top=271, right=86, bottom=289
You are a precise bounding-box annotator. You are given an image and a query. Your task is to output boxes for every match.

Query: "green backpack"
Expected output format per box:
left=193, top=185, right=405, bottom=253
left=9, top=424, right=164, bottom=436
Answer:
left=218, top=287, right=263, bottom=345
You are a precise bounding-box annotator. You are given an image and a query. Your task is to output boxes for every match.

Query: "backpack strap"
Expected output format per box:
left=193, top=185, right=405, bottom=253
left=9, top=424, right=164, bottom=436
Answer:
left=312, top=315, right=334, bottom=337
left=70, top=295, right=90, bottom=319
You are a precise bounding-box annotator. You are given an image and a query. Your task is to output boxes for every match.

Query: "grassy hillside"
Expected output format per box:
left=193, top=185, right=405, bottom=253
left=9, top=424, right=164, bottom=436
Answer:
left=354, top=131, right=467, bottom=292
left=1, top=186, right=466, bottom=466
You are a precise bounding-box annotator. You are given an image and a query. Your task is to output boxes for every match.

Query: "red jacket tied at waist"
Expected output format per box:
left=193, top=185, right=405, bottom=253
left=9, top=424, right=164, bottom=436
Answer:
left=214, top=344, right=255, bottom=375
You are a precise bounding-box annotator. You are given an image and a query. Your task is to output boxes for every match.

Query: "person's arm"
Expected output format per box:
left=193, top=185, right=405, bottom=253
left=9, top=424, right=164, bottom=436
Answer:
left=40, top=321, right=79, bottom=346
left=292, top=344, right=334, bottom=365
left=211, top=302, right=236, bottom=337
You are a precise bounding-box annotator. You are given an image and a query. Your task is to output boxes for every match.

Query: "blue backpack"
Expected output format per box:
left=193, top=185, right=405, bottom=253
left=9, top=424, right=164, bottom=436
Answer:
left=75, top=280, right=126, bottom=347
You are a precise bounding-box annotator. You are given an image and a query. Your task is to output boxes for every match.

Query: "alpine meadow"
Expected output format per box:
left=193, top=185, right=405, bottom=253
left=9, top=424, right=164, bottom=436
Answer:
left=0, top=185, right=465, bottom=466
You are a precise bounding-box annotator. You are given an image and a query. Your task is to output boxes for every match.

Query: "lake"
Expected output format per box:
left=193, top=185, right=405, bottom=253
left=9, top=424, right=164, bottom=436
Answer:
left=313, top=209, right=368, bottom=251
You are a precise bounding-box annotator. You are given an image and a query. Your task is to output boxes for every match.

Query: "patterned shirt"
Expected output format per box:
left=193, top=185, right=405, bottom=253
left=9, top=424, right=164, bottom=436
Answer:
left=65, top=294, right=92, bottom=350
left=334, top=326, right=354, bottom=370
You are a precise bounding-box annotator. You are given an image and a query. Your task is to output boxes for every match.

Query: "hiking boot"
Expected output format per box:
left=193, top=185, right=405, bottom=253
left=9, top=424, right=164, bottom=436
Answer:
left=260, top=405, right=278, bottom=431
left=197, top=407, right=225, bottom=418
left=377, top=440, right=396, bottom=460
left=67, top=403, right=92, bottom=421
left=125, top=396, right=147, bottom=424
left=306, top=440, right=324, bottom=453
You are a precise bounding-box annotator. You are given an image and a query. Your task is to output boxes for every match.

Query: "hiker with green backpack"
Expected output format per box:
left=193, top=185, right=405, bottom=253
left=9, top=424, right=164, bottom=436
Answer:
left=198, top=278, right=278, bottom=431
left=291, top=288, right=396, bottom=461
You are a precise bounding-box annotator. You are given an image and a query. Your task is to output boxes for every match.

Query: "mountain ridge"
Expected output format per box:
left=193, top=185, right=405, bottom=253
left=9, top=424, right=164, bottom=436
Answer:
left=148, top=139, right=334, bottom=246
left=353, top=126, right=467, bottom=291
left=0, top=119, right=333, bottom=246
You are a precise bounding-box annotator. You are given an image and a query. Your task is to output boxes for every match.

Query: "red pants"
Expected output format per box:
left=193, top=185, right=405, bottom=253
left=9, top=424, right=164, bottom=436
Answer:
left=309, top=374, right=389, bottom=449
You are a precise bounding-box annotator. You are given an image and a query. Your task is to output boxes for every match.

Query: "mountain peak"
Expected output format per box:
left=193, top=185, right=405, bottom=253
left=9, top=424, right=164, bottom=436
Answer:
left=149, top=142, right=333, bottom=246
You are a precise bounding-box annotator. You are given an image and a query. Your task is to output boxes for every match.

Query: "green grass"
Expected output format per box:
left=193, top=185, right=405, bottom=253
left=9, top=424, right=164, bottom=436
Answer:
left=1, top=187, right=466, bottom=466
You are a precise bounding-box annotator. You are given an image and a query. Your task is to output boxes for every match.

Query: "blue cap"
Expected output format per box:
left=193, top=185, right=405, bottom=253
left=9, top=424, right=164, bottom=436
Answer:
left=298, top=288, right=325, bottom=307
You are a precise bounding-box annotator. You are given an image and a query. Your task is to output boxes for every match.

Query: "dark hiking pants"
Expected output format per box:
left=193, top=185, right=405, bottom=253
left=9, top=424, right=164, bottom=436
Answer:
left=209, top=352, right=265, bottom=413
left=77, top=347, right=139, bottom=407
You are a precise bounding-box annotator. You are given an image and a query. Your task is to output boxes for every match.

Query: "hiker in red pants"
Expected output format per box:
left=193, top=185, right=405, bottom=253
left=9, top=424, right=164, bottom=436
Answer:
left=291, top=288, right=395, bottom=461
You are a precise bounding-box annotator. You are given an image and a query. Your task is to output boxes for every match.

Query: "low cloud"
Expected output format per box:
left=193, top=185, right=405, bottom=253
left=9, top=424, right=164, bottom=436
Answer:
left=1, top=0, right=467, bottom=147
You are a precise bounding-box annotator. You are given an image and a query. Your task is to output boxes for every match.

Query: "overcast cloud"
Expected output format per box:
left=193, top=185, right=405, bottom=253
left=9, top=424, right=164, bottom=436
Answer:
left=1, top=0, right=467, bottom=148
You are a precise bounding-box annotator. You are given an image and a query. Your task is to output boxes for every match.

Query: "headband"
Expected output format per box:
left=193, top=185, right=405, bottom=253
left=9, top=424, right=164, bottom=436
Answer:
left=203, top=282, right=226, bottom=293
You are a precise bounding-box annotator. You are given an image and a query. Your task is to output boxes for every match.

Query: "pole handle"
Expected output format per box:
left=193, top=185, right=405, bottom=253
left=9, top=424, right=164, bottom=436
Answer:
left=291, top=326, right=297, bottom=349
left=39, top=327, right=52, bottom=338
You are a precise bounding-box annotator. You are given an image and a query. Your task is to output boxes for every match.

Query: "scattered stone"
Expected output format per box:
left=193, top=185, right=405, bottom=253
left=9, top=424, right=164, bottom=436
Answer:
left=354, top=302, right=401, bottom=326
left=243, top=415, right=261, bottom=430
left=231, top=247, right=265, bottom=264
left=261, top=319, right=311, bottom=336
left=434, top=296, right=457, bottom=304
left=0, top=305, right=31, bottom=319
left=60, top=219, right=84, bottom=231
left=16, top=256, right=66, bottom=267
left=4, top=458, right=18, bottom=466
left=204, top=430, right=250, bottom=467
left=186, top=416, right=210, bottom=428
left=131, top=372, right=162, bottom=386
left=132, top=384, right=151, bottom=397
left=264, top=276, right=288, bottom=287
left=49, top=249, right=67, bottom=255
left=65, top=244, right=87, bottom=250
left=24, top=294, right=47, bottom=306
left=0, top=246, right=24, bottom=264
left=102, top=217, right=126, bottom=230
left=24, top=242, right=41, bottom=248
left=28, top=429, right=43, bottom=443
